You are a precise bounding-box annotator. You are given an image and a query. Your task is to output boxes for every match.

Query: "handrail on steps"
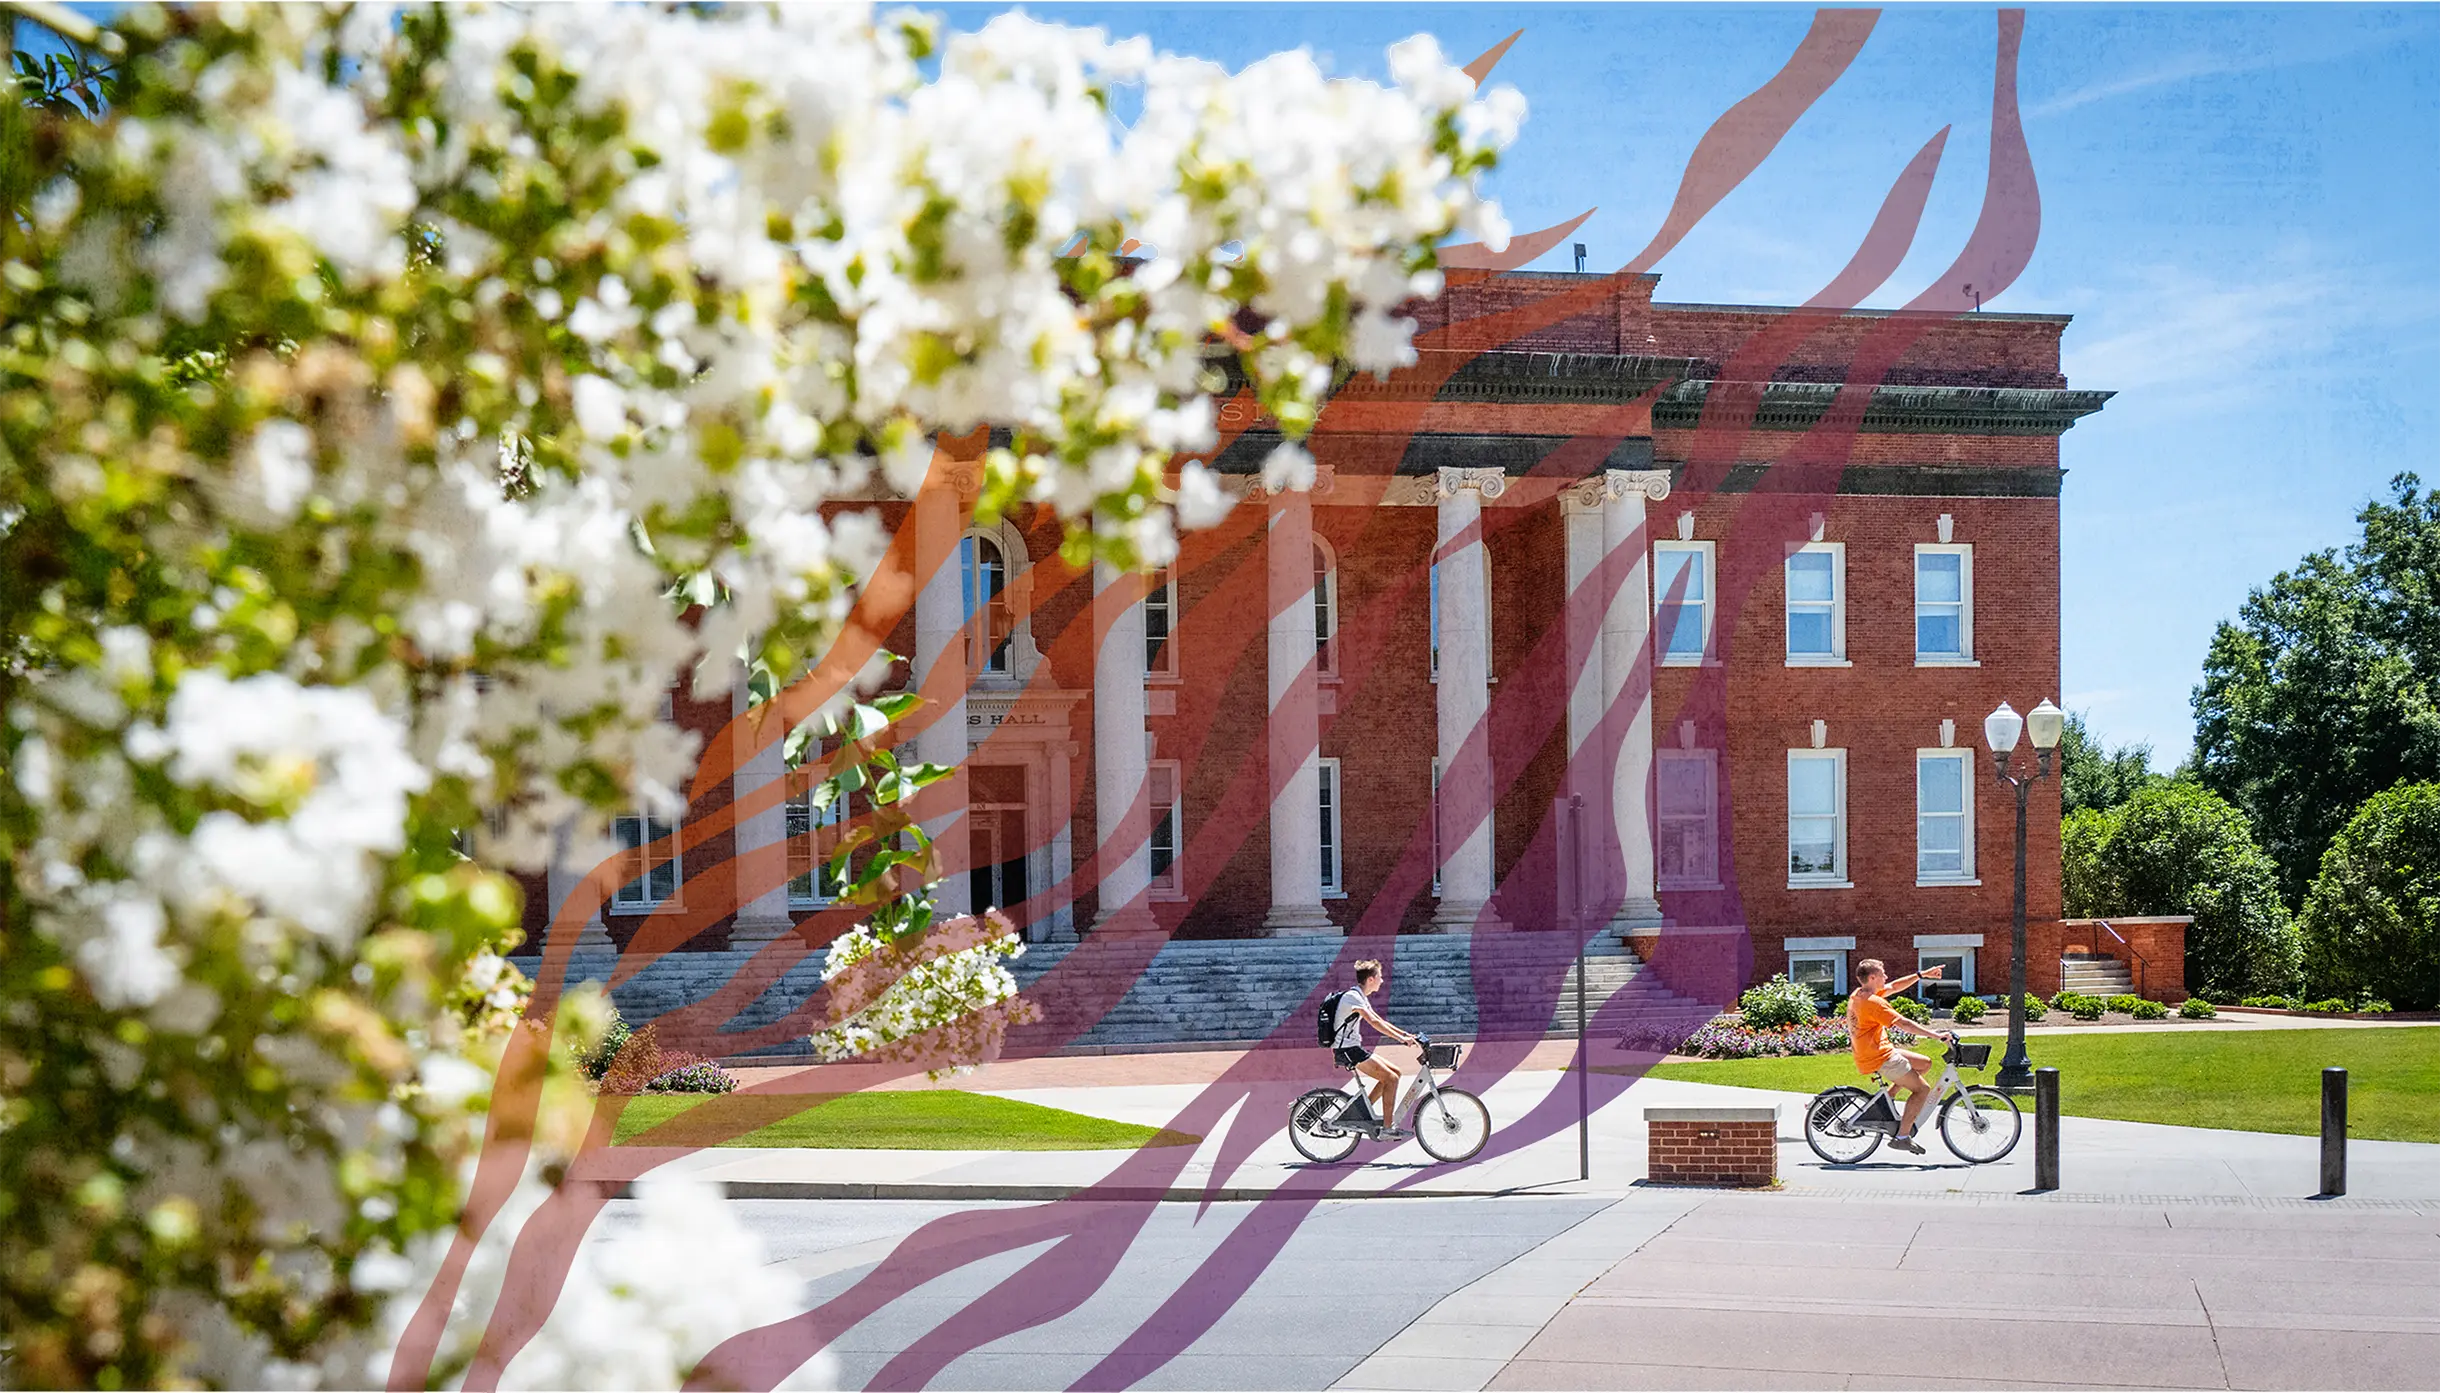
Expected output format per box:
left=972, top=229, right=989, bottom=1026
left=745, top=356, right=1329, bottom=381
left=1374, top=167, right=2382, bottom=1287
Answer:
left=2094, top=918, right=2149, bottom=1000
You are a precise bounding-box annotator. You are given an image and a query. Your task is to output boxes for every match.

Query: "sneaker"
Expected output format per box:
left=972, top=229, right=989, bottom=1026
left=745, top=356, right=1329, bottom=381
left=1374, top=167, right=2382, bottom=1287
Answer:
left=1889, top=1134, right=1927, bottom=1155
left=1381, top=1127, right=1413, bottom=1141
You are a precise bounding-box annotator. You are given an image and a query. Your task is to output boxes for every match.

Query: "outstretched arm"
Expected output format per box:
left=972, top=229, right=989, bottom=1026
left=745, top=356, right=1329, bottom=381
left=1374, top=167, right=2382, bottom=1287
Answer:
left=1876, top=965, right=1943, bottom=998
left=1357, top=1003, right=1416, bottom=1045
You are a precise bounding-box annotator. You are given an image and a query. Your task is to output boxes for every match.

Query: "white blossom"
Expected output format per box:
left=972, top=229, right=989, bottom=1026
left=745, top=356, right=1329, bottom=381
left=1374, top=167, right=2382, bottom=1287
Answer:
left=1, top=2, right=1517, bottom=1382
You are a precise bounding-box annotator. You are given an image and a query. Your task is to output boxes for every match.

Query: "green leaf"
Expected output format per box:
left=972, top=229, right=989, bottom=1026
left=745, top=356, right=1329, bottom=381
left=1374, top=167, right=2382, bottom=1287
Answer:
left=749, top=673, right=777, bottom=709
left=782, top=713, right=824, bottom=770
left=848, top=702, right=889, bottom=742
left=872, top=692, right=923, bottom=724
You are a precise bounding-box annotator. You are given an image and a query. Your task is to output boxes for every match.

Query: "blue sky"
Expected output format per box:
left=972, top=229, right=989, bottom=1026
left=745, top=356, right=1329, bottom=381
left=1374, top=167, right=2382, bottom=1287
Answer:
left=942, top=3, right=2440, bottom=764
left=25, top=3, right=2438, bottom=761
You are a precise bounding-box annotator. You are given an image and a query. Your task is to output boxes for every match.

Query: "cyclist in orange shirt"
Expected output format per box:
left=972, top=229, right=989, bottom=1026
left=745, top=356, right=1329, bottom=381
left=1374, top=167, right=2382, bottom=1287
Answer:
left=1849, top=958, right=1945, bottom=1154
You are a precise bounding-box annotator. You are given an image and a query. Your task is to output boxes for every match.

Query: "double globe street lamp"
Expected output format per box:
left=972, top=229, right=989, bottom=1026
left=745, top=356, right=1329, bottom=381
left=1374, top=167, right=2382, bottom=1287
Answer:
left=1985, top=697, right=2066, bottom=1093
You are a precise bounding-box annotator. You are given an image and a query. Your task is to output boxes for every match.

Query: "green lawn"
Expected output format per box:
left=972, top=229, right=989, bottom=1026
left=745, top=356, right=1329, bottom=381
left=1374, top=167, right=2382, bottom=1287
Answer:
left=1647, top=1027, right=2440, bottom=1144
left=611, top=1089, right=1201, bottom=1150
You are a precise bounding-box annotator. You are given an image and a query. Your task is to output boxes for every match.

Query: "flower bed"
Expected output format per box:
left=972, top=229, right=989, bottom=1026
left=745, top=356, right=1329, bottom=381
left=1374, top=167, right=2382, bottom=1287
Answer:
left=1676, top=1016, right=1919, bottom=1060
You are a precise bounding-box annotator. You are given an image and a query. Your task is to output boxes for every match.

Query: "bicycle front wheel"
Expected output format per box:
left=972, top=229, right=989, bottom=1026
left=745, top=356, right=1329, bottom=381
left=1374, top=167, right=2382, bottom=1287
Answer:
left=1413, top=1087, right=1490, bottom=1162
left=1939, top=1085, right=2022, bottom=1164
left=1804, top=1086, right=1884, bottom=1165
left=1289, top=1088, right=1360, bottom=1164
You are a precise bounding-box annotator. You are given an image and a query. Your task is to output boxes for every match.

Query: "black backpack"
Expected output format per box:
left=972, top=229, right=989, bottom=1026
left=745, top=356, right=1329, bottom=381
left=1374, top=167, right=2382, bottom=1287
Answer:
left=1316, top=989, right=1350, bottom=1047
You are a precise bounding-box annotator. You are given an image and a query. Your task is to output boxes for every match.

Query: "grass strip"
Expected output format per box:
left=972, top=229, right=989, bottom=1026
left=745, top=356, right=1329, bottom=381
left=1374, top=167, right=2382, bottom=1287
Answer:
left=1648, top=1026, right=2440, bottom=1144
left=612, top=1088, right=1202, bottom=1150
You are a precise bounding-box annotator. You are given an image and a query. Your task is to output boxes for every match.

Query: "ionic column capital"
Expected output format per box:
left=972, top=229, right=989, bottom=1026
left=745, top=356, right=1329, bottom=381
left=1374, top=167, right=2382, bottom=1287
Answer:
left=942, top=462, right=987, bottom=502
left=1433, top=466, right=1510, bottom=502
left=1226, top=463, right=1336, bottom=499
left=1602, top=468, right=1673, bottom=504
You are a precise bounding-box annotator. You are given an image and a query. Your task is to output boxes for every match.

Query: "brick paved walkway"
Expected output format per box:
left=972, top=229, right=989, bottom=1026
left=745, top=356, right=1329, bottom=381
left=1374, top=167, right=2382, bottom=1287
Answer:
left=1337, top=1189, right=2440, bottom=1391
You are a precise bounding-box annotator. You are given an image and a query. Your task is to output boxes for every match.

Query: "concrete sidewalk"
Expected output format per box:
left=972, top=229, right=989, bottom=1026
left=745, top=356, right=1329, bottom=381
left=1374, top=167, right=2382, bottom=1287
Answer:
left=1338, top=1188, right=2440, bottom=1392
left=577, top=1068, right=2440, bottom=1205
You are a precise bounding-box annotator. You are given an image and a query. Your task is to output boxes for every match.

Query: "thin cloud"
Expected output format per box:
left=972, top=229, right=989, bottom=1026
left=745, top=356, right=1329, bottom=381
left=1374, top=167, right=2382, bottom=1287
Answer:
left=2028, top=52, right=2269, bottom=118
left=2062, top=261, right=2440, bottom=413
left=2027, top=31, right=2401, bottom=119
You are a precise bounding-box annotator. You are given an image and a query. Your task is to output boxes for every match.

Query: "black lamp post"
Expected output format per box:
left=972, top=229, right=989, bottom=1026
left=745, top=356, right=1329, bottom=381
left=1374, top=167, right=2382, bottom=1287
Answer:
left=1985, top=698, right=2065, bottom=1093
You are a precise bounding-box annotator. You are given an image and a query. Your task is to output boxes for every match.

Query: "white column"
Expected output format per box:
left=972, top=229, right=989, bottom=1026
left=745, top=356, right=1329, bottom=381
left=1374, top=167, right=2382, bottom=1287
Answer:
left=1560, top=481, right=1609, bottom=929
left=545, top=826, right=615, bottom=953
left=1430, top=467, right=1508, bottom=932
left=912, top=478, right=973, bottom=920
left=1263, top=488, right=1335, bottom=935
left=1601, top=469, right=1671, bottom=930
left=1091, top=562, right=1157, bottom=935
left=728, top=681, right=794, bottom=945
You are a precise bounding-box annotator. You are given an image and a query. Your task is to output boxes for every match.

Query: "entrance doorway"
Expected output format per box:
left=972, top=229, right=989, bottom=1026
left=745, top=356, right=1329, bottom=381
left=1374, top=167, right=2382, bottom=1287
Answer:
left=968, top=763, right=1029, bottom=916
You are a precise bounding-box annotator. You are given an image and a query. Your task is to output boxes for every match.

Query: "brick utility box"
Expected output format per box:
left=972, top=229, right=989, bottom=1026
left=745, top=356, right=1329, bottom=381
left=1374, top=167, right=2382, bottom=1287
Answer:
left=1645, top=1106, right=1778, bottom=1187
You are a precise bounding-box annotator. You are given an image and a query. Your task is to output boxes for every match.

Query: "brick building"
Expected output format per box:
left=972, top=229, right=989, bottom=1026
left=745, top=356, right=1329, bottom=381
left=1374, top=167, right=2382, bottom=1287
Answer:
left=526, top=271, right=2116, bottom=1008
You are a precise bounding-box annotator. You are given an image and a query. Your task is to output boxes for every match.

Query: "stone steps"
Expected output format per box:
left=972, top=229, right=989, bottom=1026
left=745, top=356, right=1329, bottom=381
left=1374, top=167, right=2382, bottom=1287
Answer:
left=513, top=931, right=1713, bottom=1058
left=2059, top=955, right=2135, bottom=996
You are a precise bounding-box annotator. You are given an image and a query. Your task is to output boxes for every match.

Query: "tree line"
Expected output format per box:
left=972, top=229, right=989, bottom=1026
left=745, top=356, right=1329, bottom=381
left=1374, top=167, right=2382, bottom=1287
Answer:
left=2063, top=474, right=2440, bottom=1009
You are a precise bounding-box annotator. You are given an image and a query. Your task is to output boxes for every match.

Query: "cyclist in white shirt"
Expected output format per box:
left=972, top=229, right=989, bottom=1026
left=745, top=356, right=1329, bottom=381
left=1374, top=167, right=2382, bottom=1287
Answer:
left=1331, top=960, right=1419, bottom=1136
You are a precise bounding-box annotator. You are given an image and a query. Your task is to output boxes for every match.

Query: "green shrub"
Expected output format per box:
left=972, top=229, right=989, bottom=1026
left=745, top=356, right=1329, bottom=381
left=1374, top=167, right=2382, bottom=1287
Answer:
left=2048, top=990, right=2076, bottom=1010
left=2178, top=997, right=2218, bottom=1019
left=579, top=1006, right=634, bottom=1082
left=2355, top=996, right=2394, bottom=1015
left=2302, top=998, right=2351, bottom=1014
left=2239, top=994, right=2297, bottom=1009
left=1738, top=974, right=1820, bottom=1030
left=1890, top=994, right=1933, bottom=1025
left=2017, top=993, right=2048, bottom=1022
left=2104, top=993, right=2144, bottom=1015
left=2128, top=998, right=2169, bottom=1020
left=2300, top=782, right=2440, bottom=1010
left=2065, top=781, right=2302, bottom=999
left=2067, top=995, right=2107, bottom=1021
left=1950, top=995, right=1988, bottom=1024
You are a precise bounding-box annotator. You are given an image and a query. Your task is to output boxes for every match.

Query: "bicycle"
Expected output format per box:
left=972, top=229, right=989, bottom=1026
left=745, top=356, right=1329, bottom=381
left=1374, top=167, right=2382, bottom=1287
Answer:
left=1803, top=1031, right=2021, bottom=1165
left=1288, top=1036, right=1491, bottom=1164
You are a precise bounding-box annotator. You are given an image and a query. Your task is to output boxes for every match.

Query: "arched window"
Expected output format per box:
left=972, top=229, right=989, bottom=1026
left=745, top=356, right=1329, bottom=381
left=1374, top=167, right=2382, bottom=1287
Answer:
left=961, top=533, right=1014, bottom=675
left=785, top=785, right=850, bottom=907
left=1144, top=568, right=1177, bottom=679
left=1312, top=539, right=1339, bottom=677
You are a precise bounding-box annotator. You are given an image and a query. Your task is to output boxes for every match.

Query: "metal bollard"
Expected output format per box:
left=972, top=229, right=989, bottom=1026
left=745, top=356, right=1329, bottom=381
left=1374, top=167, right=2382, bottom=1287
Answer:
left=2033, top=1067, right=2060, bottom=1192
left=2321, top=1067, right=2347, bottom=1197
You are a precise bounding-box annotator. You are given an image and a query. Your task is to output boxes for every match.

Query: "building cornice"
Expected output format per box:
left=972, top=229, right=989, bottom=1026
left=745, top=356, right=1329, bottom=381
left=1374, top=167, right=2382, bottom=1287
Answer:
left=1204, top=432, right=2062, bottom=498
left=1651, top=379, right=2113, bottom=437
left=1214, top=350, right=2110, bottom=433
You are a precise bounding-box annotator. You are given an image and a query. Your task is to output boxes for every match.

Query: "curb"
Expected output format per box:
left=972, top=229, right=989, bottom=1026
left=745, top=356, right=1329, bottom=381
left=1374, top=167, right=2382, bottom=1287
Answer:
left=713, top=1180, right=1553, bottom=1202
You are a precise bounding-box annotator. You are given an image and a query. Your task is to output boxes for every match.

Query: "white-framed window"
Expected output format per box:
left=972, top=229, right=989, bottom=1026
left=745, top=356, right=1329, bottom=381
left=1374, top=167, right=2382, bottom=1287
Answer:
left=1785, top=542, right=1845, bottom=664
left=1915, top=544, right=1974, bottom=663
left=1914, top=934, right=1982, bottom=999
left=1143, top=568, right=1178, bottom=679
left=1318, top=756, right=1344, bottom=896
left=1916, top=749, right=1977, bottom=885
left=1655, top=749, right=1720, bottom=890
left=610, top=813, right=680, bottom=911
left=1788, top=954, right=1847, bottom=1006
left=1786, top=749, right=1849, bottom=887
left=1313, top=539, right=1339, bottom=678
left=1654, top=541, right=1714, bottom=665
left=1428, top=546, right=1494, bottom=684
left=961, top=532, right=1014, bottom=675
left=1148, top=759, right=1183, bottom=898
left=785, top=786, right=849, bottom=907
